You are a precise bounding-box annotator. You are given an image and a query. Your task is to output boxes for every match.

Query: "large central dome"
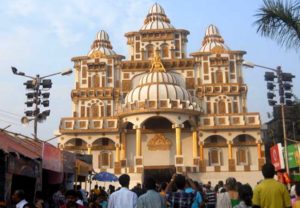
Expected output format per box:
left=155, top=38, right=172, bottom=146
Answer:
left=124, top=54, right=199, bottom=112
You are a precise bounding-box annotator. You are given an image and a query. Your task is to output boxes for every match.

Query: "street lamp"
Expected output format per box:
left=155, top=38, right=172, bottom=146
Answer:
left=12, top=66, right=72, bottom=140
left=242, top=61, right=296, bottom=177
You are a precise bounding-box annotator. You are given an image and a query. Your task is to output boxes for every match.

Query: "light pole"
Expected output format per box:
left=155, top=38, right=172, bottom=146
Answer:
left=12, top=66, right=72, bottom=140
left=243, top=61, right=295, bottom=177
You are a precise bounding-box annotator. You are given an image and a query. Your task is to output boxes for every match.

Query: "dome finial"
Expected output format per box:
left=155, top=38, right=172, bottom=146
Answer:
left=150, top=52, right=166, bottom=72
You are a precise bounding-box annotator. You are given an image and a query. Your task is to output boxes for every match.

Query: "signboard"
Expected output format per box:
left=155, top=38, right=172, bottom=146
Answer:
left=287, top=143, right=300, bottom=169
left=42, top=143, right=62, bottom=172
left=270, top=143, right=285, bottom=171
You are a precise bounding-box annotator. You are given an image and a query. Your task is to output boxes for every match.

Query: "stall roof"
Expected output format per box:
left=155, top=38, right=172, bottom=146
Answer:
left=0, top=131, right=42, bottom=159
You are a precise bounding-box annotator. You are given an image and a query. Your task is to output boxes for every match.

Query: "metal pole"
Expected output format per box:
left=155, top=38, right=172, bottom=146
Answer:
left=281, top=103, right=289, bottom=176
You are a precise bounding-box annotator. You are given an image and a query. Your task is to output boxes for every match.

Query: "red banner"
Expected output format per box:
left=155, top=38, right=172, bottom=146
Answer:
left=42, top=143, right=62, bottom=172
left=270, top=143, right=285, bottom=171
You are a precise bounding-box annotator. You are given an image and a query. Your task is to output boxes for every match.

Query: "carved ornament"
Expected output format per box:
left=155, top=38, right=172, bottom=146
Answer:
left=147, top=134, right=171, bottom=151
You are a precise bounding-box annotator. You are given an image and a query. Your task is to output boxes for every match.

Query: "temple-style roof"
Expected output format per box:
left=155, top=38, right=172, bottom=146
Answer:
left=140, top=3, right=175, bottom=31
left=200, top=24, right=230, bottom=52
left=88, top=30, right=117, bottom=57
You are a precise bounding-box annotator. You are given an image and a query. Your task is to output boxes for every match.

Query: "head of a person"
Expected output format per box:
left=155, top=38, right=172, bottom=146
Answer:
left=144, top=177, right=156, bottom=190
left=296, top=184, right=300, bottom=197
left=136, top=183, right=141, bottom=189
left=0, top=201, right=6, bottom=208
left=94, top=185, right=98, bottom=189
left=238, top=184, right=253, bottom=206
left=160, top=182, right=167, bottom=192
left=262, top=163, right=275, bottom=179
left=12, top=189, right=25, bottom=204
left=119, top=174, right=130, bottom=187
left=35, top=191, right=43, bottom=200
left=225, top=177, right=237, bottom=191
left=218, top=180, right=224, bottom=187
left=174, top=174, right=186, bottom=190
left=65, top=190, right=78, bottom=205
left=76, top=185, right=81, bottom=190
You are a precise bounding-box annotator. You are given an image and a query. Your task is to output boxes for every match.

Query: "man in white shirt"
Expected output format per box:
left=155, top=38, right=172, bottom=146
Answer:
left=108, top=174, right=138, bottom=208
left=12, top=189, right=28, bottom=208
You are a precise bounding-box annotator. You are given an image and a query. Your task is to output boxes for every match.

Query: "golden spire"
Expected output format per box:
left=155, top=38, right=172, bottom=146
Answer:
left=150, top=52, right=166, bottom=72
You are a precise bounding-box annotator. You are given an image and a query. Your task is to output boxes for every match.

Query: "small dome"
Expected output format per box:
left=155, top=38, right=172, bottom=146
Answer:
left=200, top=24, right=230, bottom=52
left=96, top=30, right=109, bottom=41
left=88, top=30, right=117, bottom=57
left=149, top=3, right=165, bottom=14
left=140, top=3, right=174, bottom=30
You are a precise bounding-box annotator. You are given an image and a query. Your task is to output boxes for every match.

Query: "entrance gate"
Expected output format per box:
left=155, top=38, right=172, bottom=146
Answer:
left=143, top=166, right=176, bottom=184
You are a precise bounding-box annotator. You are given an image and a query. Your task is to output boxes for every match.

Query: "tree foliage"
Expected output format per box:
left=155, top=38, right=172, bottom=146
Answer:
left=255, top=0, right=300, bottom=51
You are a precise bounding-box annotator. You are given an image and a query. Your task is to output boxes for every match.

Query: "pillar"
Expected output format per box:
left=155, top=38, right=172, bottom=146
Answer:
left=136, top=128, right=141, bottom=156
left=87, top=147, right=91, bottom=155
left=228, top=141, right=232, bottom=159
left=257, top=141, right=262, bottom=159
left=176, top=127, right=182, bottom=155
left=192, top=130, right=198, bottom=158
left=115, top=144, right=120, bottom=162
left=120, top=132, right=126, bottom=160
left=199, top=142, right=204, bottom=160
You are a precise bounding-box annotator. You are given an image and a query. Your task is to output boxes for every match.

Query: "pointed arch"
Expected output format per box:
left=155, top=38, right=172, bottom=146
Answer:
left=93, top=74, right=100, bottom=88
left=146, top=44, right=154, bottom=59
left=218, top=100, right=226, bottom=114
left=161, top=43, right=169, bottom=58
left=216, top=70, right=223, bottom=83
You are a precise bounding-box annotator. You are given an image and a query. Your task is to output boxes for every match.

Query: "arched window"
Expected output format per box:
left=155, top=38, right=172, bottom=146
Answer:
left=216, top=70, right=223, bottom=83
left=208, top=148, right=223, bottom=166
left=218, top=100, right=226, bottom=114
left=236, top=148, right=250, bottom=165
left=146, top=44, right=154, bottom=59
left=161, top=44, right=169, bottom=58
left=93, top=74, right=100, bottom=88
left=98, top=151, right=112, bottom=168
left=90, top=104, right=99, bottom=117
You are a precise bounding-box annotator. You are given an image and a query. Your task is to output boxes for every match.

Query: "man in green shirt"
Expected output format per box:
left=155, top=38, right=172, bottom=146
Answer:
left=252, top=163, right=291, bottom=208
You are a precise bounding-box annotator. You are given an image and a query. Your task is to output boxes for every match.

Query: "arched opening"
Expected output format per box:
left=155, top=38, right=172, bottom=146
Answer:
left=90, top=103, right=99, bottom=117
left=143, top=117, right=172, bottom=130
left=92, top=74, right=100, bottom=88
left=146, top=44, right=154, bottom=59
left=216, top=70, right=223, bottom=83
left=182, top=120, right=192, bottom=129
left=232, top=134, right=256, bottom=145
left=204, top=135, right=227, bottom=145
left=218, top=100, right=226, bottom=114
left=124, top=122, right=134, bottom=130
left=65, top=138, right=87, bottom=147
left=161, top=44, right=169, bottom=58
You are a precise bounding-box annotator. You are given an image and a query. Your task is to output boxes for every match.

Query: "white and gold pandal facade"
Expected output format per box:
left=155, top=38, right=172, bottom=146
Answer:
left=58, top=3, right=265, bottom=184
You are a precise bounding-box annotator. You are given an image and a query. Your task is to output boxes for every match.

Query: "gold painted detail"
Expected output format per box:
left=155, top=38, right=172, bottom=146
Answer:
left=147, top=134, right=171, bottom=151
left=89, top=50, right=105, bottom=58
left=150, top=53, right=166, bottom=72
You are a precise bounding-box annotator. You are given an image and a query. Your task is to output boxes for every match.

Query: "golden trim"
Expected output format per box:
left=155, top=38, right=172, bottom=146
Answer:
left=147, top=134, right=172, bottom=151
left=150, top=53, right=166, bottom=72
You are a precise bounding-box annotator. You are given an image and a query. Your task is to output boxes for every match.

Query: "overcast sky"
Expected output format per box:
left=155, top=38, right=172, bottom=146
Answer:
left=1, top=0, right=299, bottom=144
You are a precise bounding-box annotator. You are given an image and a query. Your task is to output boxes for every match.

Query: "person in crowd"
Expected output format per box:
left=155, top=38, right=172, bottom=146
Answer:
left=97, top=194, right=108, bottom=208
left=216, top=177, right=239, bottom=208
left=11, top=189, right=28, bottom=208
left=76, top=190, right=84, bottom=206
left=131, top=183, right=144, bottom=197
left=205, top=181, right=217, bottom=208
left=137, top=177, right=165, bottom=208
left=185, top=179, right=203, bottom=208
left=52, top=185, right=65, bottom=208
left=159, top=182, right=167, bottom=198
left=108, top=174, right=138, bottom=208
left=0, top=201, right=6, bottom=208
left=166, top=174, right=196, bottom=208
left=234, top=184, right=253, bottom=208
left=60, top=190, right=84, bottom=208
left=76, top=185, right=88, bottom=206
left=252, top=163, right=291, bottom=208
left=215, top=181, right=225, bottom=193
left=35, top=191, right=45, bottom=208
left=93, top=185, right=100, bottom=196
left=292, top=183, right=300, bottom=208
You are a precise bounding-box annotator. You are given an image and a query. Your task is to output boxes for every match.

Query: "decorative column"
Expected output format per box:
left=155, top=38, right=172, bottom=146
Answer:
left=174, top=124, right=184, bottom=173
left=192, top=130, right=200, bottom=171
left=199, top=141, right=206, bottom=172
left=120, top=131, right=127, bottom=167
left=114, top=143, right=121, bottom=174
left=228, top=141, right=235, bottom=171
left=257, top=140, right=265, bottom=170
left=134, top=127, right=143, bottom=173
left=87, top=144, right=92, bottom=155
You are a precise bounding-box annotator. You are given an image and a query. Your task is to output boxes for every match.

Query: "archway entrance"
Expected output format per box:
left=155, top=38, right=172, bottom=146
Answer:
left=143, top=165, right=175, bottom=183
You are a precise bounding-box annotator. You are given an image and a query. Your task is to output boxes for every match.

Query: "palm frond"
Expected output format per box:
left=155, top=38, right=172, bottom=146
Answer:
left=254, top=0, right=300, bottom=50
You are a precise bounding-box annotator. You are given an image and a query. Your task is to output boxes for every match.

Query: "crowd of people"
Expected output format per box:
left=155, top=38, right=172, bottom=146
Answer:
left=5, top=163, right=300, bottom=208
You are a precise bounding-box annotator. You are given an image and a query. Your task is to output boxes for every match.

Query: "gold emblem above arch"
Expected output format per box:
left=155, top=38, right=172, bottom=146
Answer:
left=147, top=134, right=171, bottom=151
left=89, top=50, right=106, bottom=58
